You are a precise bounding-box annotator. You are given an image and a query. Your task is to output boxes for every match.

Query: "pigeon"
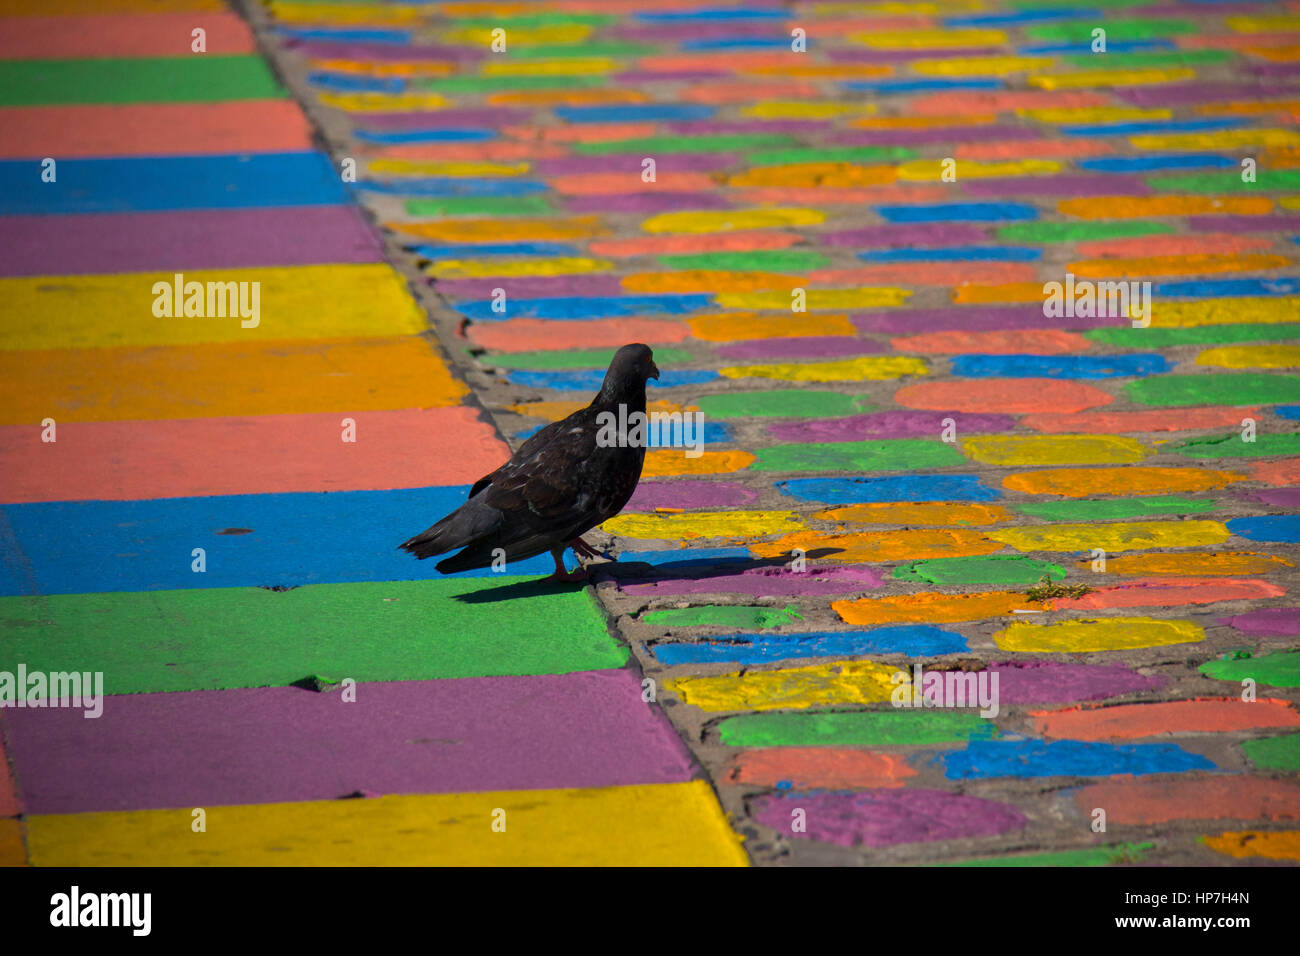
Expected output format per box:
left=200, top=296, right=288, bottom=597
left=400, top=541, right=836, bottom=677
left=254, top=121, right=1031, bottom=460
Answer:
left=399, top=343, right=661, bottom=581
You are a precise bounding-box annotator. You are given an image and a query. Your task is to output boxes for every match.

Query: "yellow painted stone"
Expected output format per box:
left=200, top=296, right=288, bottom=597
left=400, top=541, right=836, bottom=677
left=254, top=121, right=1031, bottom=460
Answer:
left=643, top=450, right=755, bottom=476
left=622, top=271, right=802, bottom=294
left=834, top=591, right=1042, bottom=626
left=443, top=25, right=593, bottom=45
left=25, top=782, right=747, bottom=866
left=818, top=502, right=1010, bottom=526
left=1004, top=467, right=1244, bottom=497
left=482, top=57, right=616, bottom=76
left=854, top=28, right=1009, bottom=48
left=270, top=2, right=424, bottom=24
left=1150, top=296, right=1300, bottom=327
left=742, top=101, right=877, bottom=119
left=601, top=510, right=807, bottom=540
left=1130, top=128, right=1300, bottom=151
left=1019, top=106, right=1172, bottom=123
left=728, top=162, right=896, bottom=188
left=897, top=158, right=1060, bottom=180
left=988, top=520, right=1231, bottom=553
left=642, top=208, right=826, bottom=234
left=489, top=88, right=648, bottom=106
left=0, top=265, right=428, bottom=350
left=1070, top=254, right=1290, bottom=279
left=687, top=312, right=856, bottom=341
left=1282, top=196, right=1300, bottom=210
left=1203, top=831, right=1300, bottom=862
left=368, top=159, right=530, bottom=177
left=390, top=217, right=608, bottom=242
left=430, top=257, right=613, bottom=279
left=996, top=617, right=1205, bottom=653
left=666, top=661, right=901, bottom=713
left=912, top=56, right=1054, bottom=76
left=952, top=282, right=1045, bottom=304
left=751, top=528, right=1001, bottom=563
left=855, top=113, right=998, bottom=129
left=1058, top=196, right=1274, bottom=219
left=0, top=337, right=467, bottom=425
left=1087, top=551, right=1293, bottom=577
left=1029, top=68, right=1195, bottom=90
left=318, top=91, right=451, bottom=112
left=1195, top=345, right=1300, bottom=369
left=745, top=64, right=894, bottom=79
left=963, top=435, right=1148, bottom=467
left=719, top=355, right=928, bottom=382
left=717, top=289, right=911, bottom=310
left=308, top=59, right=455, bottom=78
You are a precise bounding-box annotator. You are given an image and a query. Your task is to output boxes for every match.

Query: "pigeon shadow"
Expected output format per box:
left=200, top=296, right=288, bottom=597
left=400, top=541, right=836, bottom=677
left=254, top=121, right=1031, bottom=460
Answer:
left=452, top=577, right=586, bottom=604
left=593, top=548, right=845, bottom=585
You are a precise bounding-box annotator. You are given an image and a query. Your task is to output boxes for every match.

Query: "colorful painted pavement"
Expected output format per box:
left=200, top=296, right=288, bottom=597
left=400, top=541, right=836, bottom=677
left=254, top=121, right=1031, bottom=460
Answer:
left=2, top=0, right=1300, bottom=866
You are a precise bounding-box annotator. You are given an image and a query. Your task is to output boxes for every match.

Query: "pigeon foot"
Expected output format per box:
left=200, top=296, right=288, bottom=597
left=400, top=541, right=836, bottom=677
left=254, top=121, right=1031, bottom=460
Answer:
left=569, top=537, right=604, bottom=560
left=547, top=547, right=590, bottom=583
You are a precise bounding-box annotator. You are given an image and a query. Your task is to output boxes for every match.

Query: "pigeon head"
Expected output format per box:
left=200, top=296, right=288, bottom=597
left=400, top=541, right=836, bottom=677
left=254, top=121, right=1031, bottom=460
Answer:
left=595, top=343, right=659, bottom=405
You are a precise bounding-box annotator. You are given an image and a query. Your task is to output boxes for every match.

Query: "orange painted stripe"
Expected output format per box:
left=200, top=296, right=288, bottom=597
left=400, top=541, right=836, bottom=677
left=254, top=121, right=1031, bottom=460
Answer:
left=370, top=141, right=568, bottom=162
left=1021, top=406, right=1260, bottom=433
left=0, top=408, right=506, bottom=504
left=957, top=139, right=1115, bottom=159
left=1055, top=577, right=1284, bottom=611
left=589, top=231, right=804, bottom=257
left=549, top=172, right=717, bottom=195
left=1251, top=458, right=1300, bottom=486
left=1033, top=697, right=1300, bottom=741
left=465, top=317, right=690, bottom=352
left=734, top=185, right=949, bottom=206
left=1073, top=776, right=1300, bottom=825
left=895, top=379, right=1114, bottom=414
left=0, top=101, right=314, bottom=158
left=0, top=12, right=254, bottom=58
left=730, top=748, right=916, bottom=789
left=893, top=329, right=1091, bottom=355
left=1074, top=234, right=1277, bottom=258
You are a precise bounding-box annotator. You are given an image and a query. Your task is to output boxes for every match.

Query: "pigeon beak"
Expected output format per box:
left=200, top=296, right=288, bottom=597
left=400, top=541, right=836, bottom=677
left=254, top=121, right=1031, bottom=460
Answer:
left=648, top=361, right=660, bottom=380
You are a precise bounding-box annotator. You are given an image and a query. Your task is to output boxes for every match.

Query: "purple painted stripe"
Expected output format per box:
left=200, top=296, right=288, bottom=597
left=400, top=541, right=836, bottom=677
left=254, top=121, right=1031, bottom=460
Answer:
left=831, top=126, right=1041, bottom=146
left=1254, top=488, right=1300, bottom=509
left=717, top=336, right=887, bottom=360
left=1114, top=83, right=1300, bottom=106
left=2, top=671, right=694, bottom=814
left=1247, top=63, right=1300, bottom=79
left=534, top=154, right=741, bottom=175
left=854, top=307, right=1125, bottom=334
left=433, top=273, right=624, bottom=299
left=563, top=192, right=733, bottom=213
left=963, top=175, right=1153, bottom=197
left=0, top=207, right=383, bottom=277
left=987, top=661, right=1167, bottom=705
left=819, top=223, right=989, bottom=248
left=621, top=564, right=886, bottom=597
left=1187, top=215, right=1300, bottom=234
left=627, top=480, right=759, bottom=511
left=1217, top=607, right=1300, bottom=637
left=359, top=108, right=532, bottom=129
left=753, top=790, right=1026, bottom=848
left=824, top=48, right=1002, bottom=63
left=611, top=22, right=786, bottom=41
left=770, top=411, right=1016, bottom=442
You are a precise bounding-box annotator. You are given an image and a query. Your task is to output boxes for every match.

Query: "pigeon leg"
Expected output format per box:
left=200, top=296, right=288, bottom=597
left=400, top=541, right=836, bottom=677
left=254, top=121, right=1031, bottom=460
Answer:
left=569, top=537, right=605, bottom=560
left=547, top=546, right=589, bottom=583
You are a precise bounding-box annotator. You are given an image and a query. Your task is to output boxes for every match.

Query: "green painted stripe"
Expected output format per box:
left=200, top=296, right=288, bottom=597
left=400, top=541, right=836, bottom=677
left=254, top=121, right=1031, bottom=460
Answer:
left=642, top=604, right=803, bottom=629
left=695, top=391, right=873, bottom=419
left=405, top=195, right=557, bottom=217
left=1148, top=170, right=1300, bottom=193
left=0, top=578, right=626, bottom=695
left=996, top=221, right=1174, bottom=243
left=747, top=146, right=917, bottom=166
left=1062, top=50, right=1232, bottom=69
left=717, top=710, right=997, bottom=747
left=1016, top=496, right=1216, bottom=521
left=1087, top=323, right=1300, bottom=348
left=752, top=440, right=965, bottom=472
left=508, top=42, right=658, bottom=58
left=939, top=842, right=1154, bottom=867
left=1026, top=18, right=1198, bottom=42
left=1241, top=733, right=1300, bottom=772
left=486, top=347, right=693, bottom=370
left=0, top=56, right=285, bottom=106
left=893, top=555, right=1066, bottom=585
left=1126, top=373, right=1300, bottom=408
left=1201, top=650, right=1300, bottom=688
left=658, top=250, right=830, bottom=272
left=1171, top=433, right=1300, bottom=458
left=575, top=134, right=796, bottom=155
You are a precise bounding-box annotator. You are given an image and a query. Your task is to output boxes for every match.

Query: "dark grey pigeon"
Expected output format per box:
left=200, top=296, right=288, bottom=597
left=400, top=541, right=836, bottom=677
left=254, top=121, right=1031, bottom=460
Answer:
left=399, top=343, right=660, bottom=581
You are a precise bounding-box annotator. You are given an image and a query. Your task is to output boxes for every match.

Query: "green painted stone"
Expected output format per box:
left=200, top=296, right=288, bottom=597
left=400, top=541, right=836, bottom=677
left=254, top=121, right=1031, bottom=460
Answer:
left=0, top=56, right=284, bottom=105
left=1026, top=18, right=1197, bottom=42
left=657, top=250, right=830, bottom=272
left=406, top=195, right=557, bottom=217
left=941, top=843, right=1154, bottom=867
left=694, top=391, right=873, bottom=419
left=893, top=555, right=1067, bottom=585
left=1148, top=170, right=1300, bottom=193
left=642, top=604, right=803, bottom=629
left=996, top=221, right=1174, bottom=243
left=1063, top=50, right=1231, bottom=69
left=487, top=347, right=693, bottom=370
left=1200, top=650, right=1300, bottom=688
left=747, top=146, right=917, bottom=166
left=508, top=42, right=658, bottom=58
left=575, top=134, right=796, bottom=155
left=1087, top=324, right=1300, bottom=348
left=1126, top=374, right=1300, bottom=408
left=1241, top=733, right=1300, bottom=772
left=1016, top=496, right=1216, bottom=521
left=1170, top=433, right=1300, bottom=459
left=0, top=578, right=625, bottom=695
left=717, top=710, right=997, bottom=747
left=752, top=440, right=965, bottom=472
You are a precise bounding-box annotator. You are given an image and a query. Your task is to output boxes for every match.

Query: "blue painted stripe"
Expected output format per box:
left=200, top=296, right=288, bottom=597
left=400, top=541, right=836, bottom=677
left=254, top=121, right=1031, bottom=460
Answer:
left=936, top=739, right=1216, bottom=779
left=1079, top=153, right=1237, bottom=172
left=1227, top=515, right=1300, bottom=543
left=277, top=26, right=412, bottom=44
left=455, top=293, right=711, bottom=320
left=777, top=475, right=1001, bottom=504
left=1060, top=118, right=1243, bottom=137
left=1020, top=39, right=1174, bottom=54
left=555, top=104, right=716, bottom=123
left=353, top=129, right=497, bottom=144
left=682, top=37, right=809, bottom=50
left=0, top=487, right=555, bottom=597
left=946, top=8, right=1100, bottom=26
left=507, top=368, right=721, bottom=391
left=356, top=178, right=549, bottom=197
left=308, top=71, right=406, bottom=93
left=874, top=203, right=1038, bottom=223
left=1275, top=405, right=1300, bottom=420
left=406, top=242, right=581, bottom=259
left=652, top=626, right=969, bottom=665
left=859, top=246, right=1041, bottom=263
left=844, top=78, right=1003, bottom=94
left=617, top=547, right=753, bottom=568
left=514, top=420, right=732, bottom=445
left=0, top=153, right=348, bottom=214
left=951, top=353, right=1172, bottom=379
left=1156, top=277, right=1300, bottom=298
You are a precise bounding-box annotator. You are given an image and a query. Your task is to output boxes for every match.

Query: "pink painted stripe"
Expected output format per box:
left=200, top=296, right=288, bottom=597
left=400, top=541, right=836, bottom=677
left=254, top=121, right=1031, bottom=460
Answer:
left=0, top=408, right=508, bottom=504
left=0, top=13, right=255, bottom=59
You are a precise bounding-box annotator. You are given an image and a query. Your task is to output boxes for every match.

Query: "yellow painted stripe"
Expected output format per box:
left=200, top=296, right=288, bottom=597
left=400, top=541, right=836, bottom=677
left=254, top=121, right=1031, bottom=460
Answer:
left=1196, top=345, right=1300, bottom=368
left=666, top=661, right=900, bottom=713
left=0, top=265, right=428, bottom=351
left=1029, top=68, right=1195, bottom=90
left=430, top=257, right=613, bottom=278
left=742, top=101, right=877, bottom=119
left=26, top=782, right=747, bottom=866
left=819, top=502, right=1010, bottom=526
left=717, top=289, right=911, bottom=310
left=443, top=25, right=593, bottom=44
left=1130, top=128, right=1300, bottom=151
left=1152, top=296, right=1300, bottom=327
left=390, top=216, right=609, bottom=242
left=962, top=435, right=1147, bottom=467
left=482, top=58, right=616, bottom=76
left=988, top=520, right=1231, bottom=553
left=271, top=2, right=425, bottom=24
left=602, top=510, right=807, bottom=540
left=719, top=355, right=927, bottom=382
left=1019, top=106, right=1172, bottom=123
left=913, top=56, right=1055, bottom=76
left=1226, top=15, right=1300, bottom=33
left=854, top=28, right=1008, bottom=48
left=897, top=158, right=1060, bottom=180
left=688, top=312, right=856, bottom=341
left=1058, top=196, right=1274, bottom=218
left=996, top=617, right=1205, bottom=652
left=0, top=337, right=467, bottom=424
left=751, top=528, right=1000, bottom=563
left=368, top=159, right=530, bottom=177
left=642, top=208, right=826, bottom=234
left=318, top=91, right=451, bottom=112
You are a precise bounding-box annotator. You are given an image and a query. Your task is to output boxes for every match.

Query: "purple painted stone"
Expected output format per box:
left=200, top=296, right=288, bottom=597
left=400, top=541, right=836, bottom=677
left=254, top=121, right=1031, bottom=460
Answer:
left=751, top=790, right=1026, bottom=848
left=357, top=108, right=531, bottom=129
left=820, top=223, right=989, bottom=248
left=433, top=274, right=625, bottom=300
left=830, top=126, right=1040, bottom=146
left=620, top=565, right=886, bottom=597
left=987, top=661, right=1167, bottom=705
left=769, top=411, right=1016, bottom=442
left=533, top=154, right=740, bottom=175
left=1248, top=63, right=1300, bottom=78
left=1187, top=215, right=1300, bottom=234
left=1217, top=607, right=1300, bottom=637
left=1254, top=488, right=1300, bottom=509
left=963, top=175, right=1153, bottom=197
left=665, top=120, right=828, bottom=135
left=0, top=208, right=383, bottom=277
left=626, top=480, right=759, bottom=511
left=717, top=336, right=886, bottom=360
left=563, top=192, right=733, bottom=213
left=1, top=671, right=695, bottom=814
left=853, top=307, right=1124, bottom=334
left=824, top=48, right=1001, bottom=63
left=1113, top=83, right=1299, bottom=106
